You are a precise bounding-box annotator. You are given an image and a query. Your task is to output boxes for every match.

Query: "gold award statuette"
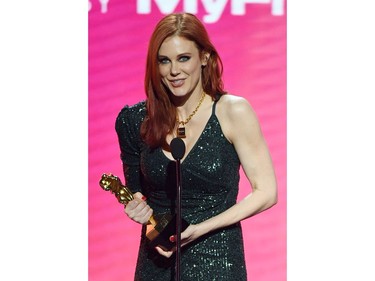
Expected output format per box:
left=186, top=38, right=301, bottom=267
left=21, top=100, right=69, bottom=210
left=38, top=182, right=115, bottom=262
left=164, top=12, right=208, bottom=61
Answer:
left=99, top=173, right=189, bottom=251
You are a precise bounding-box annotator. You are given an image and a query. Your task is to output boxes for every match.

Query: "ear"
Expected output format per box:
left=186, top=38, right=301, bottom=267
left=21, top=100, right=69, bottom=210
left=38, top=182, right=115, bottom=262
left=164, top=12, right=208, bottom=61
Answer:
left=201, top=52, right=210, bottom=66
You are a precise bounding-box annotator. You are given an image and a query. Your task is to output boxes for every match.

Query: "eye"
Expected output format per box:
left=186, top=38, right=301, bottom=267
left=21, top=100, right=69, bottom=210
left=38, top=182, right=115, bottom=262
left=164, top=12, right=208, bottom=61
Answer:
left=158, top=57, right=170, bottom=64
left=178, top=56, right=191, bottom=62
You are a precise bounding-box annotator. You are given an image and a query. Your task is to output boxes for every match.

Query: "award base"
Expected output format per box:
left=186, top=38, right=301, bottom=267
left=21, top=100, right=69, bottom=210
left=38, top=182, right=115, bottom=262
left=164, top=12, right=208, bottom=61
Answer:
left=146, top=213, right=189, bottom=251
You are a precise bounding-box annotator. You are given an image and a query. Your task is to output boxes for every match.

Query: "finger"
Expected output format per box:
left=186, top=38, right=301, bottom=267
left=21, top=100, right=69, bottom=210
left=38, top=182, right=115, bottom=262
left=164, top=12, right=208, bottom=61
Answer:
left=133, top=192, right=146, bottom=200
left=127, top=201, right=153, bottom=223
left=125, top=200, right=146, bottom=217
left=124, top=201, right=139, bottom=218
left=135, top=207, right=153, bottom=223
left=127, top=198, right=148, bottom=213
left=154, top=246, right=173, bottom=258
left=145, top=208, right=153, bottom=221
left=169, top=235, right=176, bottom=243
left=135, top=201, right=151, bottom=215
left=125, top=199, right=141, bottom=212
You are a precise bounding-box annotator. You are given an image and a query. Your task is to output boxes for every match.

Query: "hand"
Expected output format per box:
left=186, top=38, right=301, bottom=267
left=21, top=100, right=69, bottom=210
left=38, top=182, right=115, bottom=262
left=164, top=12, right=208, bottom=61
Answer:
left=124, top=192, right=153, bottom=225
left=155, top=224, right=200, bottom=258
left=154, top=246, right=174, bottom=258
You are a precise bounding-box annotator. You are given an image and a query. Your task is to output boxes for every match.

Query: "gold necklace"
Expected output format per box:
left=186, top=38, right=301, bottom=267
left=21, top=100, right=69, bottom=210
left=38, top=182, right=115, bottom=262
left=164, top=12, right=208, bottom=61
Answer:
left=176, top=92, right=206, bottom=138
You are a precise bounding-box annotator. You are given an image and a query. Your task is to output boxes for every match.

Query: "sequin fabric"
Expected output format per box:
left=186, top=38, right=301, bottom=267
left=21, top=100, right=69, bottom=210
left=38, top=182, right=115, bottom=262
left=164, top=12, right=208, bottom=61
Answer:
left=115, top=99, right=247, bottom=281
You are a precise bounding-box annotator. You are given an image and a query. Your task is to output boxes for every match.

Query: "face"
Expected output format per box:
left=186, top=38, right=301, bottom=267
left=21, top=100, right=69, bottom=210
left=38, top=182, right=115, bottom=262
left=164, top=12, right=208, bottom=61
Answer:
left=158, top=36, right=207, bottom=98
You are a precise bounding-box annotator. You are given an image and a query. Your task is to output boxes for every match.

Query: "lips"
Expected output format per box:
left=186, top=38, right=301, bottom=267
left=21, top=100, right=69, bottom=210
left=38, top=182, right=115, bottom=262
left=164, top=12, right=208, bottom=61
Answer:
left=169, top=79, right=184, bottom=88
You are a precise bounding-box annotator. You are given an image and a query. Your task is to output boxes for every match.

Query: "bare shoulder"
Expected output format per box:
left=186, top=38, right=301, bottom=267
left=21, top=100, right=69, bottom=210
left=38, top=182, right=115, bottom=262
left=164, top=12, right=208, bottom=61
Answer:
left=216, top=94, right=260, bottom=142
left=217, top=94, right=257, bottom=121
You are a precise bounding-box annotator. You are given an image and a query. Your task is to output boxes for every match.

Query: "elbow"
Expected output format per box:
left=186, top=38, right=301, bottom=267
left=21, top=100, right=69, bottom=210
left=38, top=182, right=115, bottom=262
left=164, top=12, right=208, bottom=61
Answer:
left=267, top=190, right=278, bottom=209
left=270, top=182, right=278, bottom=206
left=271, top=194, right=278, bottom=207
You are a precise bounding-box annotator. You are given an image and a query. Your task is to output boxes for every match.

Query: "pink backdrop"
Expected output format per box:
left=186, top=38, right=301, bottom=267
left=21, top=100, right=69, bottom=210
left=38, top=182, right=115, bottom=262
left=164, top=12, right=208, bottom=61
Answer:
left=89, top=1, right=286, bottom=280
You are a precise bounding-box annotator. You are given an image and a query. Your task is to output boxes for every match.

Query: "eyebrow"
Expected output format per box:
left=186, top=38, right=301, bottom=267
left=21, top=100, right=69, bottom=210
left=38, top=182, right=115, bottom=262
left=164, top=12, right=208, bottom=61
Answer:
left=158, top=52, right=192, bottom=58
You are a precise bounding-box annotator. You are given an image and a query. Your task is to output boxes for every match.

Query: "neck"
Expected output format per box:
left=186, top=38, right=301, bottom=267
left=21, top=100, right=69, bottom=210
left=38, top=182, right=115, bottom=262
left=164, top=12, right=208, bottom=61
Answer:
left=175, top=90, right=204, bottom=118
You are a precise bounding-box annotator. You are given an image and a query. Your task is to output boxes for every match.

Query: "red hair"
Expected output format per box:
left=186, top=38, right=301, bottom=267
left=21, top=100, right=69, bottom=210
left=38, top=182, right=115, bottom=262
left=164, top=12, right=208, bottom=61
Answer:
left=140, top=13, right=226, bottom=148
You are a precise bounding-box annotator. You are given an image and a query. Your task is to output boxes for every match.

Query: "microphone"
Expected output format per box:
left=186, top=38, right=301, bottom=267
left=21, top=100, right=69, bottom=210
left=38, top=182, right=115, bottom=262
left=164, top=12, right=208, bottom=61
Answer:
left=170, top=137, right=185, bottom=160
left=170, top=137, right=185, bottom=281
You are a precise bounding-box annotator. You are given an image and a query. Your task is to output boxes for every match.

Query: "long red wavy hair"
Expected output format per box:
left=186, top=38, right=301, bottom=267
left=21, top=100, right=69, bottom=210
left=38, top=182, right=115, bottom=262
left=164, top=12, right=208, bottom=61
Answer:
left=140, top=13, right=226, bottom=148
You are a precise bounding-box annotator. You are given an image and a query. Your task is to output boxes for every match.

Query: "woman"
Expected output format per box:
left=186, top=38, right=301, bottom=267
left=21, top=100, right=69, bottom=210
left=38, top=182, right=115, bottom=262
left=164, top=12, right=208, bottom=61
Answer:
left=115, top=13, right=277, bottom=280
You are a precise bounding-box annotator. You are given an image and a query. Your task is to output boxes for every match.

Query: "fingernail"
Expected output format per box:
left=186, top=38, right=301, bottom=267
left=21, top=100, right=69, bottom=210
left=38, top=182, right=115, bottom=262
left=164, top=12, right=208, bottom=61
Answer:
left=141, top=196, right=147, bottom=201
left=169, top=236, right=175, bottom=242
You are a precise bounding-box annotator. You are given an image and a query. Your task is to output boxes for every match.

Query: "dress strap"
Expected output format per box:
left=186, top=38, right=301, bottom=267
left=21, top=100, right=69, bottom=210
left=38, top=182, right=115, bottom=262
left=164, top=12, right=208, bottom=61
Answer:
left=212, top=94, right=222, bottom=116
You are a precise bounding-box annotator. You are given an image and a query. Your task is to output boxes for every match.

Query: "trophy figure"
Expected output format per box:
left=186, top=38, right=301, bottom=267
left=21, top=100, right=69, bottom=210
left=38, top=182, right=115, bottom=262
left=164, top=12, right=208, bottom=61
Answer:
left=99, top=173, right=189, bottom=251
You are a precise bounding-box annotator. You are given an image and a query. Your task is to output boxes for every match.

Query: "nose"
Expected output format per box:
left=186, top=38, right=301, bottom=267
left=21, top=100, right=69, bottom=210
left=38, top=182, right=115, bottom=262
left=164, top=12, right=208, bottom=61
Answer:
left=170, top=62, right=180, bottom=76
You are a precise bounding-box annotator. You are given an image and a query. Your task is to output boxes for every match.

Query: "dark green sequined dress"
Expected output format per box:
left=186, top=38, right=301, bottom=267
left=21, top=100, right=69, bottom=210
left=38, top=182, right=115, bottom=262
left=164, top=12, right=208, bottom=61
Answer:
left=115, top=98, right=247, bottom=281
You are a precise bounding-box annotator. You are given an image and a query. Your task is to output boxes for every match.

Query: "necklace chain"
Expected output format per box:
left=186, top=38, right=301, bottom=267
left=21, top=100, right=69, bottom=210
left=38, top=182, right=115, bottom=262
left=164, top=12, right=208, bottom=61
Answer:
left=177, top=92, right=206, bottom=126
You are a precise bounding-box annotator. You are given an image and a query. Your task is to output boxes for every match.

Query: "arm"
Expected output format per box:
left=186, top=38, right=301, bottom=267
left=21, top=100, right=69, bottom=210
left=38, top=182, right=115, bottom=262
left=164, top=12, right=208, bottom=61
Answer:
left=197, top=95, right=277, bottom=231
left=156, top=95, right=277, bottom=257
left=115, top=105, right=153, bottom=225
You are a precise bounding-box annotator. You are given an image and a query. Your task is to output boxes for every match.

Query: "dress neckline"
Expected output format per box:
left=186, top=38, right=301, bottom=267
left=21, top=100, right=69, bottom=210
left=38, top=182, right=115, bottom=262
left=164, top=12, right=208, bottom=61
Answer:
left=160, top=95, right=222, bottom=164
left=160, top=114, right=214, bottom=164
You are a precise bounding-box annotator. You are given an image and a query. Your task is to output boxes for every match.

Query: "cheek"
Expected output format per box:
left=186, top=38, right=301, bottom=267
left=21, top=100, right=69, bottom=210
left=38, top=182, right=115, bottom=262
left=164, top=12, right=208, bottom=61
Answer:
left=189, top=64, right=202, bottom=78
left=184, top=61, right=201, bottom=76
left=158, top=65, right=169, bottom=77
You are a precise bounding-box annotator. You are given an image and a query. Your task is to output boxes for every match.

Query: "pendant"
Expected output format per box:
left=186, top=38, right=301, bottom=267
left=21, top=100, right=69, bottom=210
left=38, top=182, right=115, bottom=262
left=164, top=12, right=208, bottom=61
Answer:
left=177, top=127, right=186, bottom=138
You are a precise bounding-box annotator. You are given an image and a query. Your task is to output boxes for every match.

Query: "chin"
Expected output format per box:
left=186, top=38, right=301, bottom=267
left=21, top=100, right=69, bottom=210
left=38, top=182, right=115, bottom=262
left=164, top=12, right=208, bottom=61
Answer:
left=169, top=88, right=189, bottom=97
